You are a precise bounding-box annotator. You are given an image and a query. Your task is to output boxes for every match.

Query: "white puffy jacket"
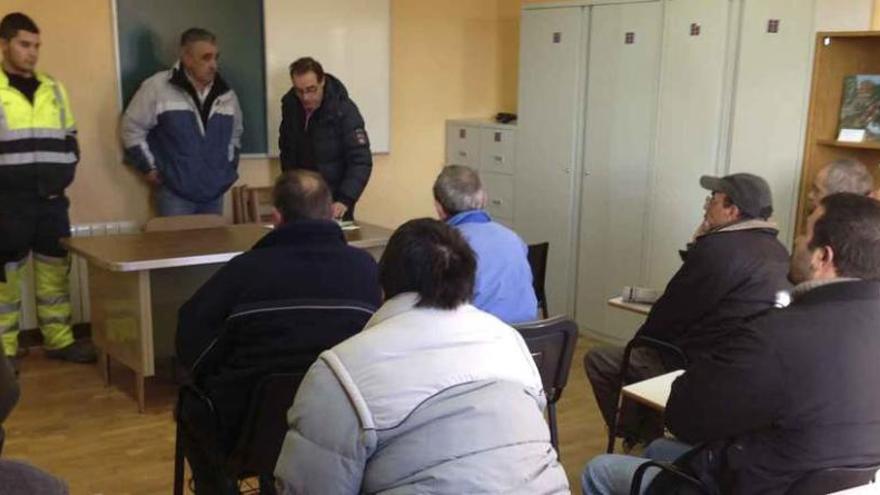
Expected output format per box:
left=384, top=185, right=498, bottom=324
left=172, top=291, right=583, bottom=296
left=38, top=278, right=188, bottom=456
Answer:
left=274, top=292, right=570, bottom=494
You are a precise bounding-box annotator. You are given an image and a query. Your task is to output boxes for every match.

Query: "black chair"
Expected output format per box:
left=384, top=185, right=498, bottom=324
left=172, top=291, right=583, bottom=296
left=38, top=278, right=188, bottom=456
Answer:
left=514, top=316, right=578, bottom=456
left=629, top=459, right=880, bottom=495
left=606, top=335, right=688, bottom=454
left=527, top=242, right=550, bottom=319
left=173, top=372, right=306, bottom=495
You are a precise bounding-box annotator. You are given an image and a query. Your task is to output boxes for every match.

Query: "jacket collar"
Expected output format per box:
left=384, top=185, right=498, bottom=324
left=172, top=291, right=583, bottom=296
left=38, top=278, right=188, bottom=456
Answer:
left=252, top=219, right=346, bottom=250
left=364, top=292, right=438, bottom=330
left=791, top=279, right=880, bottom=305
left=446, top=209, right=491, bottom=226
left=0, top=70, right=53, bottom=90
left=169, top=61, right=230, bottom=97
left=700, top=218, right=779, bottom=238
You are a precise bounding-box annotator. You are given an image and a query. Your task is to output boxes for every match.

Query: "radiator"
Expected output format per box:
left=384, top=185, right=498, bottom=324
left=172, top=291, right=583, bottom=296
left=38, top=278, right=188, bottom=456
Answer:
left=18, top=221, right=139, bottom=330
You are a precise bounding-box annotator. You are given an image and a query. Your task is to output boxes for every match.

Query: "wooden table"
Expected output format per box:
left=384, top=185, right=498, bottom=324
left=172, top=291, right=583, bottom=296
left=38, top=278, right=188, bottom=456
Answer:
left=63, top=223, right=392, bottom=411
left=607, top=296, right=652, bottom=316
left=621, top=369, right=685, bottom=411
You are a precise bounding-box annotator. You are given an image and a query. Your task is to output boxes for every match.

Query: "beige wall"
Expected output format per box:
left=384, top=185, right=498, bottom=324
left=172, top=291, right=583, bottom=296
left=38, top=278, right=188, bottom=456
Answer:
left=8, top=0, right=520, bottom=229
left=358, top=1, right=520, bottom=227
left=875, top=0, right=880, bottom=27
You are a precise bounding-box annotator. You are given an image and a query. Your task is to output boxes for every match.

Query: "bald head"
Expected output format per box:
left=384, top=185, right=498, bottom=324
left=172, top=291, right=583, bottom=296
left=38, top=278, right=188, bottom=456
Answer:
left=809, top=159, right=874, bottom=210
left=273, top=170, right=333, bottom=223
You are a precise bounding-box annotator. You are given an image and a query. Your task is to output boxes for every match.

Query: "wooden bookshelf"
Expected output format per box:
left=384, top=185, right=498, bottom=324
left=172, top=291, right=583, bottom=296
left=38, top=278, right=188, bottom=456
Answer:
left=796, top=32, right=880, bottom=233
left=816, top=139, right=880, bottom=150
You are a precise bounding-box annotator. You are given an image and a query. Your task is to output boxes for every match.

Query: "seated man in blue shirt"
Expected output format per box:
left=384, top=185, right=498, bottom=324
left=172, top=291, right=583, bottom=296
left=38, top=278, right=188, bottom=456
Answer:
left=433, top=165, right=537, bottom=323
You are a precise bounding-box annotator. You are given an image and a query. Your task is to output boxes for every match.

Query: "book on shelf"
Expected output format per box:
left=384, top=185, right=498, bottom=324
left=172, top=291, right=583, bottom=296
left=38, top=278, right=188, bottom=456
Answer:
left=837, top=74, right=880, bottom=143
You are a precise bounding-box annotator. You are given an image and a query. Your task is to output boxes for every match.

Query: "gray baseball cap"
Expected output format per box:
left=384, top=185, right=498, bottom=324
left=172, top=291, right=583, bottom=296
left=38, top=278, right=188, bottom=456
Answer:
left=699, top=173, right=773, bottom=219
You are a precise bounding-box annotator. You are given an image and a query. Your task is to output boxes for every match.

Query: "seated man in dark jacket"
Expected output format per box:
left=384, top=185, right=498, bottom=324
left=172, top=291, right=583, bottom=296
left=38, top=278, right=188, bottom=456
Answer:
left=175, top=170, right=382, bottom=494
left=586, top=173, right=791, bottom=445
left=582, top=193, right=880, bottom=494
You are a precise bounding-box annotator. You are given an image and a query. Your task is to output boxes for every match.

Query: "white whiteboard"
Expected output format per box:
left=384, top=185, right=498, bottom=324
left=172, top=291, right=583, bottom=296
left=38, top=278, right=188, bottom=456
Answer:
left=264, top=0, right=391, bottom=155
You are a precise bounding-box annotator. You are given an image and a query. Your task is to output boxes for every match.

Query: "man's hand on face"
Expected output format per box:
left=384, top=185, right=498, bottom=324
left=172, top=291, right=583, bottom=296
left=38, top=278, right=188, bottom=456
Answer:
left=332, top=202, right=348, bottom=220
left=143, top=169, right=163, bottom=187
left=692, top=219, right=711, bottom=241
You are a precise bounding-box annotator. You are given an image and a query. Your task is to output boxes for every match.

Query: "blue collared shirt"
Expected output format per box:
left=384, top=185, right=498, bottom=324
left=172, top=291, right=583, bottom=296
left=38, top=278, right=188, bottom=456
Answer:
left=447, top=210, right=538, bottom=323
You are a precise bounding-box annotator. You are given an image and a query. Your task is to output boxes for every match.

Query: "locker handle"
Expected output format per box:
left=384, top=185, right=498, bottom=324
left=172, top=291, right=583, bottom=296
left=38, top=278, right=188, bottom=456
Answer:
left=458, top=151, right=468, bottom=157
left=492, top=155, right=504, bottom=163
left=491, top=199, right=504, bottom=206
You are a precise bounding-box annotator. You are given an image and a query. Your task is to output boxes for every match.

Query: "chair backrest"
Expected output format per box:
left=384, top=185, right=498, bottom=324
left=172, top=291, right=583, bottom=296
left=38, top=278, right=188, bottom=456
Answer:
left=527, top=242, right=549, bottom=302
left=786, top=465, right=879, bottom=495
left=514, top=316, right=578, bottom=404
left=246, top=186, right=275, bottom=224
left=226, top=372, right=306, bottom=476
left=231, top=184, right=249, bottom=224
left=143, top=214, right=230, bottom=232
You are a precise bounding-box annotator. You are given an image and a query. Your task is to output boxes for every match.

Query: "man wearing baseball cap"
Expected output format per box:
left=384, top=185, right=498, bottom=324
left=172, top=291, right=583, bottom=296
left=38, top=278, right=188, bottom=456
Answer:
left=585, top=172, right=792, bottom=449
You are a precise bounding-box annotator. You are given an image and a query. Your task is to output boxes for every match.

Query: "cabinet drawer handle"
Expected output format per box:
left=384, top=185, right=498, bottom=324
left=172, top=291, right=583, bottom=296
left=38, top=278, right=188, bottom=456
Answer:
left=458, top=151, right=468, bottom=157
left=491, top=199, right=504, bottom=206
left=493, top=155, right=504, bottom=163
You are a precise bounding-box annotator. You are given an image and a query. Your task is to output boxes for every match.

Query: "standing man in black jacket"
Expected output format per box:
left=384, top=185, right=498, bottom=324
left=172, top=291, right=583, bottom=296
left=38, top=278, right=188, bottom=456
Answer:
left=279, top=57, right=372, bottom=221
left=585, top=173, right=791, bottom=446
left=581, top=193, right=880, bottom=494
left=175, top=170, right=381, bottom=494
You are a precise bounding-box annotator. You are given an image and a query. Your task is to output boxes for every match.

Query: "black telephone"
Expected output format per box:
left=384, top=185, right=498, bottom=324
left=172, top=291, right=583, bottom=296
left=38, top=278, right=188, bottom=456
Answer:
left=495, top=112, right=517, bottom=124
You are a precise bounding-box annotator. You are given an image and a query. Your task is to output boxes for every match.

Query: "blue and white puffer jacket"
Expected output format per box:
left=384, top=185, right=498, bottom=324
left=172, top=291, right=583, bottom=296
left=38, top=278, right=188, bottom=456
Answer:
left=121, top=63, right=243, bottom=203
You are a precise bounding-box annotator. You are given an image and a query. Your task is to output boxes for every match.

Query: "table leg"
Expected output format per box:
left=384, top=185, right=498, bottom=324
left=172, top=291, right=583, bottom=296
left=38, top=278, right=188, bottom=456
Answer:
left=98, top=351, right=111, bottom=386
left=135, top=371, right=145, bottom=413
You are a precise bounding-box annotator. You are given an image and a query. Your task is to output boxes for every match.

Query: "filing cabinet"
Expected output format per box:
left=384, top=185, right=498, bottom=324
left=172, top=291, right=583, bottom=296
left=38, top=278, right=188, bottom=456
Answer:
left=445, top=119, right=517, bottom=223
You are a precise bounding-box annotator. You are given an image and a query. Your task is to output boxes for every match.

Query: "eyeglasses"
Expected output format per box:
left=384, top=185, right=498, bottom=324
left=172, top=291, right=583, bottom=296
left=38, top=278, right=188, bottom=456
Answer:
left=294, top=85, right=321, bottom=97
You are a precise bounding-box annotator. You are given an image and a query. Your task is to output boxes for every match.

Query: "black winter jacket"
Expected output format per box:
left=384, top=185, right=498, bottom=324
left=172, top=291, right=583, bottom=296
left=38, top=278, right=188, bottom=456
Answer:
left=279, top=74, right=372, bottom=210
left=636, top=221, right=791, bottom=362
left=653, top=280, right=880, bottom=494
left=176, top=220, right=381, bottom=450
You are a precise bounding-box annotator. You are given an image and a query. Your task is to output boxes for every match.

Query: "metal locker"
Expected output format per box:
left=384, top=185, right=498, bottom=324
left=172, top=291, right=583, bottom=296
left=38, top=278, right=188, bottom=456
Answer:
left=645, top=0, right=735, bottom=289
left=575, top=1, right=664, bottom=342
left=726, top=0, right=815, bottom=247
left=514, top=6, right=588, bottom=317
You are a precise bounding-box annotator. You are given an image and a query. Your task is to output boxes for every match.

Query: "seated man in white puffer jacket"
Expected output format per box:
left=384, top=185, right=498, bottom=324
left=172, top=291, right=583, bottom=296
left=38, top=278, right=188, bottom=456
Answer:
left=274, top=218, right=569, bottom=494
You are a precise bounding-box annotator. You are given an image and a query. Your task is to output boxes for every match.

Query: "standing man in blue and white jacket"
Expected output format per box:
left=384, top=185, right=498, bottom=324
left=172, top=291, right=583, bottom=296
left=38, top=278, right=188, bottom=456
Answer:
left=121, top=28, right=243, bottom=216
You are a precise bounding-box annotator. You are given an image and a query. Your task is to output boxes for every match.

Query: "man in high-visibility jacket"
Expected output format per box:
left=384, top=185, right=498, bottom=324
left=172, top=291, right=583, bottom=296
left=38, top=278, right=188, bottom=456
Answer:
left=0, top=13, right=95, bottom=368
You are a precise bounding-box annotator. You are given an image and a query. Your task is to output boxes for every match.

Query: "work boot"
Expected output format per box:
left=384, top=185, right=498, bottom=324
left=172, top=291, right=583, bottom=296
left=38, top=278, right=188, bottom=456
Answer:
left=45, top=340, right=97, bottom=364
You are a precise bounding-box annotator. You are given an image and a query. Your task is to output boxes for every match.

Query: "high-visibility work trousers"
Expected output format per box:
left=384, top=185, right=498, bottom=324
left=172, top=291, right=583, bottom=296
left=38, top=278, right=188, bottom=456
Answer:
left=0, top=255, right=73, bottom=356
left=0, top=196, right=73, bottom=356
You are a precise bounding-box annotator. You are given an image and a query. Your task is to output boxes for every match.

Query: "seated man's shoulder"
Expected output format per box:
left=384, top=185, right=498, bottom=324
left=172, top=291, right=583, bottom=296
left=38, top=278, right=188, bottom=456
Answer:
left=474, top=221, right=528, bottom=247
left=693, top=229, right=782, bottom=262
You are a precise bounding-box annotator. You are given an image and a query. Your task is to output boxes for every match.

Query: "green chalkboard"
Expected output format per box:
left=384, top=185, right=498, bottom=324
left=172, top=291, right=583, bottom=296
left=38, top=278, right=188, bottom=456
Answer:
left=115, top=0, right=267, bottom=154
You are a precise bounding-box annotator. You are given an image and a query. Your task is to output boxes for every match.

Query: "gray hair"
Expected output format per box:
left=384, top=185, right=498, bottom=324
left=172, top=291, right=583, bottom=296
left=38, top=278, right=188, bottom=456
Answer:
left=180, top=27, right=216, bottom=47
left=433, top=165, right=486, bottom=216
left=824, top=159, right=875, bottom=196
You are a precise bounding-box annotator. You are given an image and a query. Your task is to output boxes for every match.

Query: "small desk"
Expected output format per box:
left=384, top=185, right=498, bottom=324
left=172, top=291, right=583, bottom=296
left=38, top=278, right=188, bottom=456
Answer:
left=621, top=369, right=685, bottom=412
left=607, top=296, right=652, bottom=316
left=63, top=223, right=392, bottom=411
